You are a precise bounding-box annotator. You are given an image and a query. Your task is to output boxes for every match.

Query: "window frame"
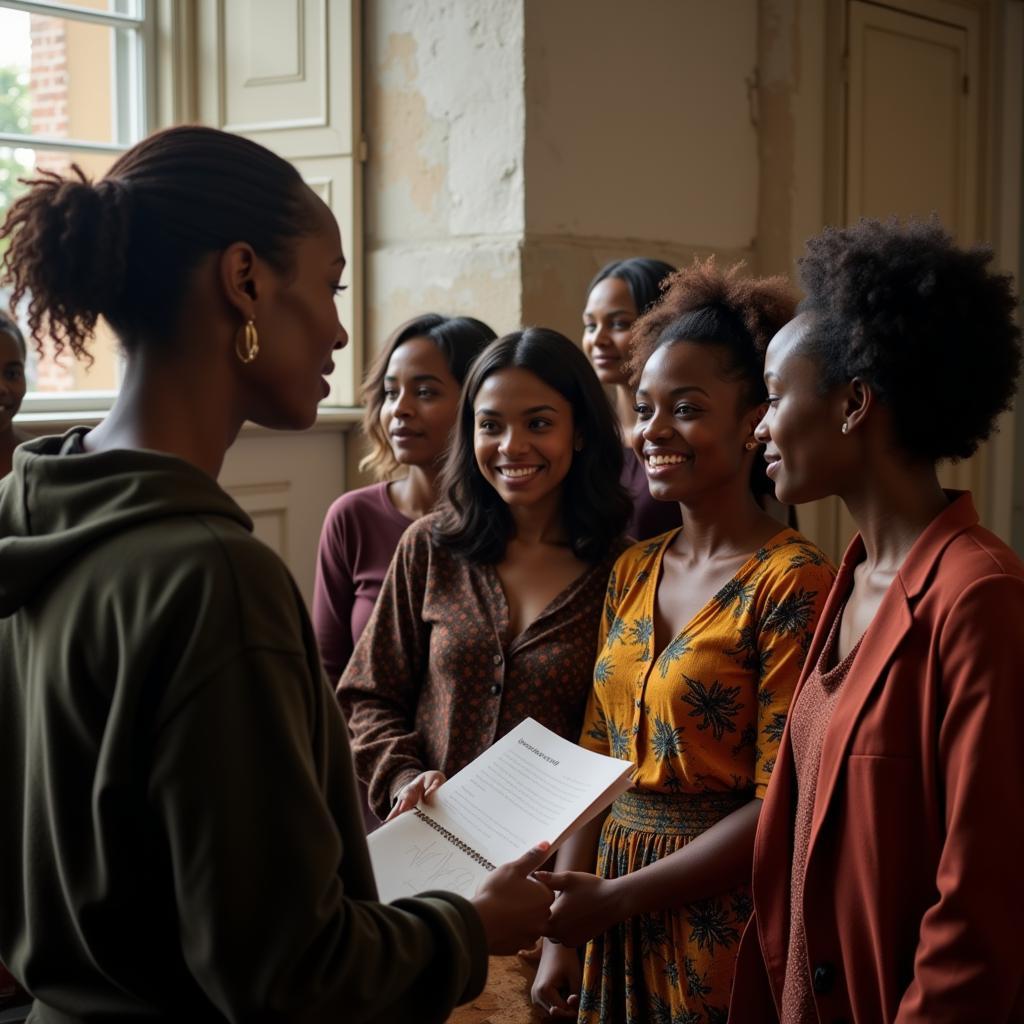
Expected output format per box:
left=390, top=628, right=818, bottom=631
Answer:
left=0, top=0, right=156, bottom=414
left=2, top=0, right=363, bottom=422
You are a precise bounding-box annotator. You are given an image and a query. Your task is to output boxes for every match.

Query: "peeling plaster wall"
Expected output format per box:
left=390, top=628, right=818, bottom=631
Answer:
left=521, top=0, right=760, bottom=337
left=363, top=0, right=527, bottom=356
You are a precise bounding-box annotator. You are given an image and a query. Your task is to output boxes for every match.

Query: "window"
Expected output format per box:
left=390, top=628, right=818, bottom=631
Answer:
left=0, top=0, right=153, bottom=407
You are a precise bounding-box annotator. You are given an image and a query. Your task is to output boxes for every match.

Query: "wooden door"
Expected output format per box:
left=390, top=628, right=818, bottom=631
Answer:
left=831, top=0, right=981, bottom=557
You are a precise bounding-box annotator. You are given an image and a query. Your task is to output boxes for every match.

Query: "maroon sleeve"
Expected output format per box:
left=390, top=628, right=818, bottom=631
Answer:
left=312, top=497, right=357, bottom=686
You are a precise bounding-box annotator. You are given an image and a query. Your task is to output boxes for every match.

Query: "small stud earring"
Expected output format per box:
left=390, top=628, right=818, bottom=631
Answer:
left=841, top=422, right=849, bottom=435
left=744, top=440, right=758, bottom=451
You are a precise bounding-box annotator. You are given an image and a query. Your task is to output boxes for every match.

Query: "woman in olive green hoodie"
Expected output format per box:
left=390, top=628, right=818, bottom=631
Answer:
left=0, top=125, right=552, bottom=1024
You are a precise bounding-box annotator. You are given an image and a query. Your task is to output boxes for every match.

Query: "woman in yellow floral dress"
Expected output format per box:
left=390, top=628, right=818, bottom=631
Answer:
left=532, top=261, right=835, bottom=1024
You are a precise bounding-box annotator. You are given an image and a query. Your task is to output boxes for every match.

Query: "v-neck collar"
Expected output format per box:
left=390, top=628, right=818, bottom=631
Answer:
left=484, top=558, right=601, bottom=650
left=642, top=526, right=797, bottom=678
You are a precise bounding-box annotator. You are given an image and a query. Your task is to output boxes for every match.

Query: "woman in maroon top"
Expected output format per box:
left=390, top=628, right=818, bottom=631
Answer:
left=312, top=313, right=495, bottom=684
left=583, top=258, right=681, bottom=540
left=337, top=328, right=631, bottom=821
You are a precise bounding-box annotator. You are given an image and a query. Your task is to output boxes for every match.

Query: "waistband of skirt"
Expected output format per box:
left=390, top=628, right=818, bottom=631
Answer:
left=608, top=788, right=750, bottom=835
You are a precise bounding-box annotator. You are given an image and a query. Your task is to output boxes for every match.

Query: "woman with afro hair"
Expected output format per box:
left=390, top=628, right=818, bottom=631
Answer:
left=729, top=218, right=1024, bottom=1023
left=531, top=260, right=835, bottom=1024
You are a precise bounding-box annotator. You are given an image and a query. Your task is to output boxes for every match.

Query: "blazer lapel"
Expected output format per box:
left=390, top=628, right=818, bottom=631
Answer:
left=807, top=492, right=977, bottom=855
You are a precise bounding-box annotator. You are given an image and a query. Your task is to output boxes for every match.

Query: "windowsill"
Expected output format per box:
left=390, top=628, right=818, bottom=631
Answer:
left=14, top=405, right=364, bottom=438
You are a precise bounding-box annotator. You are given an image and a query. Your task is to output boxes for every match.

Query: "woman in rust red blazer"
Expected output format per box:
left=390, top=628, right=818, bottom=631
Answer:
left=729, top=219, right=1024, bottom=1024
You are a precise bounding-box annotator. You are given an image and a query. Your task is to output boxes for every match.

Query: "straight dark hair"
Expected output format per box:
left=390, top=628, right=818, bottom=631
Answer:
left=587, top=258, right=677, bottom=317
left=433, top=328, right=630, bottom=564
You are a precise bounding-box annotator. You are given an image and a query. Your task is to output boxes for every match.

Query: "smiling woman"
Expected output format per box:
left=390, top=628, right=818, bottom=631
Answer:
left=337, top=328, right=631, bottom=828
left=532, top=261, right=835, bottom=1024
left=582, top=257, right=681, bottom=540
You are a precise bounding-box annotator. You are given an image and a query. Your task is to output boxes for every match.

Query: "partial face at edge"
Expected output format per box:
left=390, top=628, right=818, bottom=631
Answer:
left=0, top=329, right=27, bottom=432
left=755, top=312, right=846, bottom=505
left=472, top=367, right=577, bottom=511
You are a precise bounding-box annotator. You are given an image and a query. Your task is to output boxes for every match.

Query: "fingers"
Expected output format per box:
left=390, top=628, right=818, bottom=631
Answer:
left=421, top=771, right=446, bottom=803
left=509, top=841, right=552, bottom=877
left=531, top=981, right=579, bottom=1020
left=384, top=783, right=422, bottom=822
left=517, top=937, right=543, bottom=963
left=532, top=869, right=573, bottom=890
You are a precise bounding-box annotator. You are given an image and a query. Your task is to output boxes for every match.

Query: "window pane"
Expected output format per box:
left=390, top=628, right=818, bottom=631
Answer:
left=0, top=146, right=120, bottom=394
left=0, top=5, right=140, bottom=147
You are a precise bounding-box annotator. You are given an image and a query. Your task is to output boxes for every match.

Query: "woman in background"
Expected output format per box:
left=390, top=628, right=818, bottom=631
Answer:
left=583, top=257, right=681, bottom=540
left=0, top=125, right=552, bottom=1022
left=730, top=219, right=1024, bottom=1024
left=313, top=313, right=495, bottom=684
left=533, top=261, right=835, bottom=1024
left=0, top=309, right=28, bottom=478
left=338, top=328, right=631, bottom=821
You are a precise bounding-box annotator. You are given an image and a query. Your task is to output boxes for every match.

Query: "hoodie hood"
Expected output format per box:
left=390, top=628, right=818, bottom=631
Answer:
left=0, top=428, right=251, bottom=617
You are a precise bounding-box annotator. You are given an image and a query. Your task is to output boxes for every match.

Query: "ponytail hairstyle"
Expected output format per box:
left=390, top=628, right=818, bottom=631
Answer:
left=359, top=313, right=497, bottom=478
left=0, top=125, right=319, bottom=361
left=433, top=328, right=630, bottom=565
left=586, top=257, right=677, bottom=317
left=628, top=258, right=797, bottom=501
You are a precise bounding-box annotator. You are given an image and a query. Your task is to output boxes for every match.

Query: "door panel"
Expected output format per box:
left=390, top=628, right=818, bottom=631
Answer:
left=832, top=0, right=981, bottom=557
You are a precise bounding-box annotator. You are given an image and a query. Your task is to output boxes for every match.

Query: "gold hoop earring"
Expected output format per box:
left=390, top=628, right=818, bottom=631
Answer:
left=235, top=319, right=259, bottom=364
left=744, top=440, right=758, bottom=451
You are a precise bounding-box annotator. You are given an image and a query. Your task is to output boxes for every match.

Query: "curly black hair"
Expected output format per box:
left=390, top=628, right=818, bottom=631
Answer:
left=798, top=218, right=1022, bottom=462
left=432, top=328, right=630, bottom=564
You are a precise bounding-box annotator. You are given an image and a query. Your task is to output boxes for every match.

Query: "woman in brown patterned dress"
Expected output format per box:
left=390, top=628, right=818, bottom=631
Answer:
left=337, top=328, right=632, bottom=822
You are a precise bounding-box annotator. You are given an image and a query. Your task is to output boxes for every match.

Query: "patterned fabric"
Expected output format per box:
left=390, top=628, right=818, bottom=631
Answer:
left=578, top=528, right=835, bottom=1024
left=780, top=597, right=861, bottom=1024
left=337, top=513, right=628, bottom=820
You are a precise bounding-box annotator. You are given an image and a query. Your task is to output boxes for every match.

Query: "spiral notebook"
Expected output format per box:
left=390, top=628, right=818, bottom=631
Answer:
left=368, top=718, right=634, bottom=903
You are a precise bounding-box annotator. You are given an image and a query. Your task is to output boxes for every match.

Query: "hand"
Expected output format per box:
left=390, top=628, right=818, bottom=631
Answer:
left=531, top=938, right=581, bottom=1020
left=385, top=770, right=446, bottom=822
left=473, top=843, right=555, bottom=955
left=535, top=870, right=624, bottom=948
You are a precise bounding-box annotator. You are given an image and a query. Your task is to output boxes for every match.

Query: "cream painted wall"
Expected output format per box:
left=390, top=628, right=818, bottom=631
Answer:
left=521, top=0, right=760, bottom=337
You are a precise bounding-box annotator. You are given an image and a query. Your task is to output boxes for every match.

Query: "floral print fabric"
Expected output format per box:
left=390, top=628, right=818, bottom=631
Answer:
left=578, top=527, right=835, bottom=1024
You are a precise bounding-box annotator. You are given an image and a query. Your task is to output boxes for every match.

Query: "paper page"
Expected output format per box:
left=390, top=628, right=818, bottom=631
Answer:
left=425, top=718, right=632, bottom=867
left=367, top=810, right=489, bottom=903
left=368, top=718, right=633, bottom=903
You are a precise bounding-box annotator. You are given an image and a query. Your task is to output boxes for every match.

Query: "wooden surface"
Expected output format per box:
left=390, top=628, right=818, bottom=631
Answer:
left=446, top=955, right=540, bottom=1023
